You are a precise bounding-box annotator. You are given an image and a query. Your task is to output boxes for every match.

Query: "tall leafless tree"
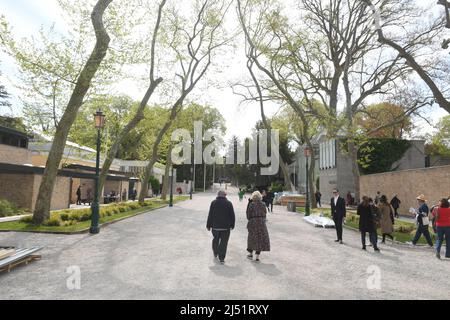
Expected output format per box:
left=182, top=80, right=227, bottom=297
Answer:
left=138, top=0, right=233, bottom=203
left=363, top=0, right=450, bottom=114
left=98, top=0, right=166, bottom=193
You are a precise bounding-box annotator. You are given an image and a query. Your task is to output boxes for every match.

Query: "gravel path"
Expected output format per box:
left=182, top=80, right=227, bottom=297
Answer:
left=0, top=189, right=449, bottom=300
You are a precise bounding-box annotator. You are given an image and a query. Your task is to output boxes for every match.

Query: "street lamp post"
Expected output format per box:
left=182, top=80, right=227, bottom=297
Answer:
left=304, top=146, right=311, bottom=217
left=169, top=165, right=174, bottom=207
left=90, top=109, right=106, bottom=234
left=190, top=165, right=193, bottom=200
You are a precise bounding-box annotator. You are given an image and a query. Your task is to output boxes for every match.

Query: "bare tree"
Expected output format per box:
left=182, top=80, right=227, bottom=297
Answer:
left=363, top=0, right=450, bottom=114
left=237, top=0, right=319, bottom=204
left=138, top=0, right=232, bottom=203
left=98, top=0, right=166, bottom=193
left=32, top=0, right=113, bottom=224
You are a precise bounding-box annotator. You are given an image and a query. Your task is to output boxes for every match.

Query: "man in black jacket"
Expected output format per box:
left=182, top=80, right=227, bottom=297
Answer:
left=207, top=190, right=235, bottom=264
left=331, top=189, right=346, bottom=244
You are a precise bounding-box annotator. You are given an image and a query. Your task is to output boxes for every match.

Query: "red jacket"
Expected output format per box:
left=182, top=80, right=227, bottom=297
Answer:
left=433, top=207, right=450, bottom=227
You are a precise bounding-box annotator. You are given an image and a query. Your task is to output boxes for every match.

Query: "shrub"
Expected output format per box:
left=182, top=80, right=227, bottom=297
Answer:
left=128, top=203, right=140, bottom=210
left=79, top=211, right=91, bottom=221
left=69, top=209, right=91, bottom=222
left=118, top=206, right=128, bottom=212
left=0, top=199, right=20, bottom=217
left=43, top=217, right=61, bottom=227
left=60, top=213, right=70, bottom=221
left=20, top=215, right=33, bottom=224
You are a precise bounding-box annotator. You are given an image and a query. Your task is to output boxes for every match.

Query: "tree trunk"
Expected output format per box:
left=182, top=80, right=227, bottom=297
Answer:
left=161, top=145, right=172, bottom=200
left=348, top=141, right=361, bottom=204
left=32, top=0, right=113, bottom=224
left=308, top=146, right=317, bottom=209
left=98, top=0, right=165, bottom=192
left=138, top=117, right=176, bottom=204
left=98, top=78, right=162, bottom=192
left=279, top=160, right=295, bottom=192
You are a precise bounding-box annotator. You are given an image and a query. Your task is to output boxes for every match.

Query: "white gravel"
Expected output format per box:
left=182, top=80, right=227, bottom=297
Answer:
left=0, top=188, right=449, bottom=300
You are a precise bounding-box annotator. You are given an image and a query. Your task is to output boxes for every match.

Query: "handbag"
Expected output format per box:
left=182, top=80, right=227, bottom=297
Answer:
left=422, top=215, right=430, bottom=226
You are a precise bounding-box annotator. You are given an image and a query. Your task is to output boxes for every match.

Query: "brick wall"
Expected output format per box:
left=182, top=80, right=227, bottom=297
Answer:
left=0, top=173, right=35, bottom=209
left=0, top=144, right=32, bottom=165
left=360, top=165, right=450, bottom=217
left=31, top=175, right=71, bottom=211
left=0, top=173, right=70, bottom=211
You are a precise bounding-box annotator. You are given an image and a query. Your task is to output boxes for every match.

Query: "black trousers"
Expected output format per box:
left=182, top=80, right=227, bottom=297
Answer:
left=393, top=207, right=399, bottom=218
left=333, top=217, right=343, bottom=241
left=212, top=230, right=230, bottom=261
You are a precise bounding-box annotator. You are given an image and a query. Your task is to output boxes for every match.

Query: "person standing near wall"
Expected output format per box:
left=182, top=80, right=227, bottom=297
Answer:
left=390, top=195, right=401, bottom=218
left=76, top=186, right=82, bottom=205
left=378, top=195, right=395, bottom=244
left=357, top=196, right=380, bottom=252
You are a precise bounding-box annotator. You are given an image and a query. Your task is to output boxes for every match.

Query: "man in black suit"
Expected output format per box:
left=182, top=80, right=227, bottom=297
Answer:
left=331, top=189, right=346, bottom=244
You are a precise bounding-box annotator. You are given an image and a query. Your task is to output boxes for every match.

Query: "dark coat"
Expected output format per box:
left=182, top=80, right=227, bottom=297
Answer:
left=207, top=197, right=235, bottom=230
left=390, top=196, right=401, bottom=209
left=246, top=200, right=270, bottom=252
left=357, top=204, right=376, bottom=233
left=331, top=196, right=346, bottom=220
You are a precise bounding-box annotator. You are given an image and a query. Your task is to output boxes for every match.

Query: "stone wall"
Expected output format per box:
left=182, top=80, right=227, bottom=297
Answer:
left=0, top=173, right=70, bottom=211
left=0, top=173, right=35, bottom=209
left=360, top=165, right=450, bottom=217
left=0, top=144, right=32, bottom=165
left=31, top=175, right=71, bottom=211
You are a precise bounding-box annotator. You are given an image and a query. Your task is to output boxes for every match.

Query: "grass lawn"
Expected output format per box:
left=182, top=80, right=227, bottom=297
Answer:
left=296, top=206, right=434, bottom=245
left=0, top=196, right=189, bottom=234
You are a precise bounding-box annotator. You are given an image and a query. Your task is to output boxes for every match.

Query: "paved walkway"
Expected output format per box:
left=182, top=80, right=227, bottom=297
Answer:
left=0, top=188, right=449, bottom=300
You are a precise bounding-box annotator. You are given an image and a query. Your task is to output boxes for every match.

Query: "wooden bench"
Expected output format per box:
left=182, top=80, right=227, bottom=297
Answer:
left=0, top=247, right=43, bottom=273
left=280, top=195, right=306, bottom=207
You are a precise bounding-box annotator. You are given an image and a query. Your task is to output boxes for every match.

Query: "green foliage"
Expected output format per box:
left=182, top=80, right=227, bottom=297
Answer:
left=270, top=182, right=283, bottom=193
left=0, top=199, right=21, bottom=217
left=149, top=176, right=161, bottom=193
left=358, top=139, right=411, bottom=174
left=43, top=216, right=61, bottom=227
left=425, top=115, right=450, bottom=156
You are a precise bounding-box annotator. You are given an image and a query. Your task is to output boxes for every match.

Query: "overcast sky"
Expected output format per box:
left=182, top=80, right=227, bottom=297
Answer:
left=0, top=0, right=447, bottom=143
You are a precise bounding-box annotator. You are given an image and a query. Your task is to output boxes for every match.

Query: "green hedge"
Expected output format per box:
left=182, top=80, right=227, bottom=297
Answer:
left=0, top=199, right=23, bottom=217
left=20, top=200, right=160, bottom=227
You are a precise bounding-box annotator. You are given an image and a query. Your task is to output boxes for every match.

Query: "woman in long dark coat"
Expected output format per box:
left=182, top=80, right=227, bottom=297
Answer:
left=357, top=196, right=380, bottom=252
left=246, top=191, right=270, bottom=262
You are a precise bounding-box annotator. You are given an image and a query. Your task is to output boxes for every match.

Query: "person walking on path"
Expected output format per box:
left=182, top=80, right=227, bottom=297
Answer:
left=410, top=194, right=433, bottom=247
left=432, top=198, right=450, bottom=259
left=266, top=188, right=274, bottom=213
left=238, top=189, right=245, bottom=202
left=315, top=190, right=322, bottom=207
left=331, top=189, right=346, bottom=244
left=357, top=196, right=380, bottom=252
left=390, top=195, right=401, bottom=218
left=378, top=195, right=395, bottom=244
left=76, top=186, right=82, bottom=205
left=206, top=190, right=235, bottom=264
left=246, top=191, right=270, bottom=262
